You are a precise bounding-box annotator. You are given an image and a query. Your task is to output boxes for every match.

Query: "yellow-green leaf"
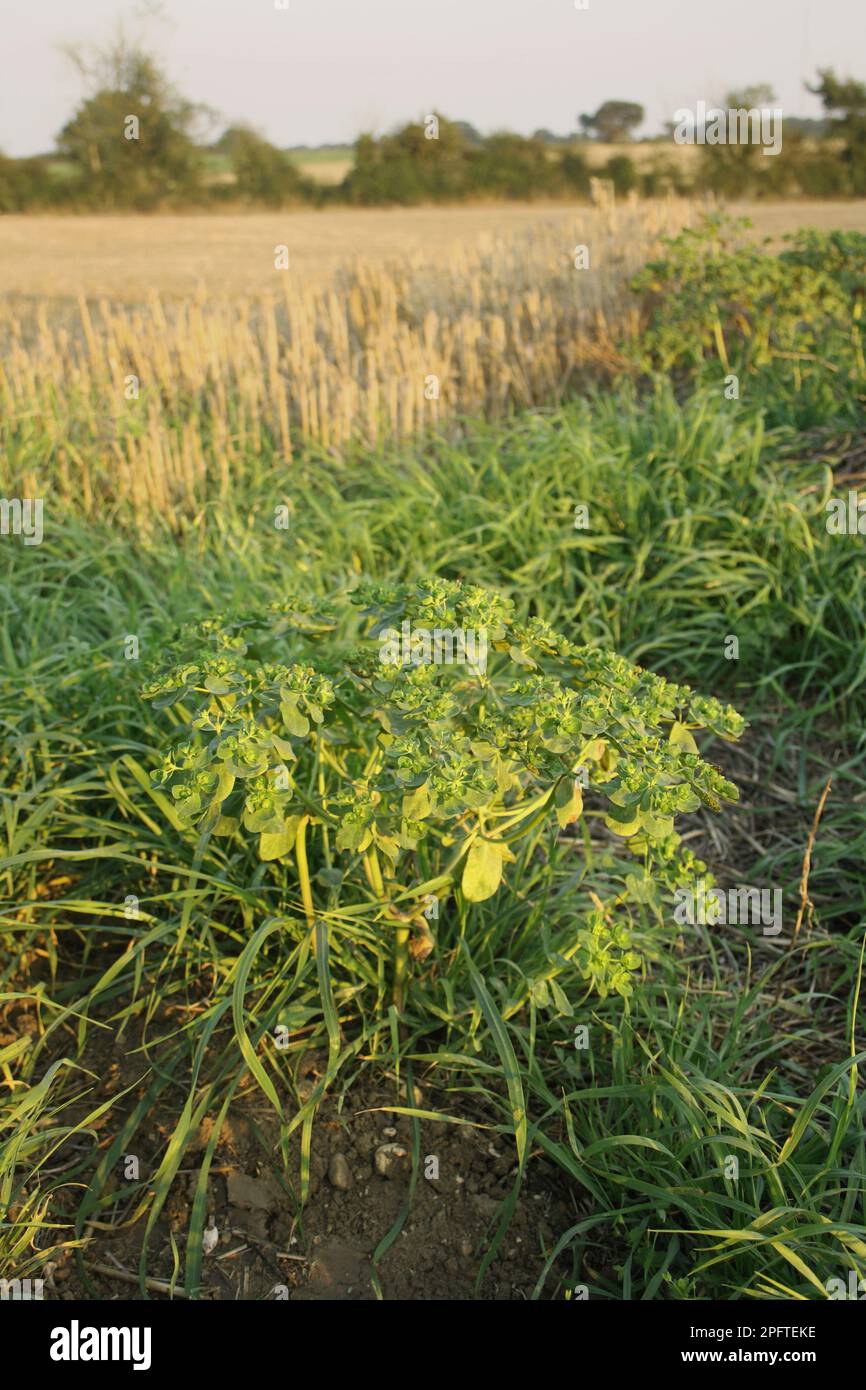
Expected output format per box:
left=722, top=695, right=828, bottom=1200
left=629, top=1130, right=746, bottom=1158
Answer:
left=462, top=838, right=504, bottom=902
left=402, top=782, right=431, bottom=821
left=555, top=778, right=584, bottom=828
left=669, top=720, right=699, bottom=753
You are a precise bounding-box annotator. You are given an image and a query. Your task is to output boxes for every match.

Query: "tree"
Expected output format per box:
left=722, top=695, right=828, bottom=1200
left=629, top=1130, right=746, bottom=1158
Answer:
left=0, top=152, right=59, bottom=212
left=559, top=149, right=590, bottom=194
left=57, top=32, right=208, bottom=207
left=229, top=127, right=311, bottom=207
left=469, top=133, right=558, bottom=198
left=724, top=83, right=777, bottom=112
left=452, top=120, right=484, bottom=147
left=342, top=116, right=471, bottom=205
left=809, top=69, right=866, bottom=193
left=579, top=100, right=644, bottom=143
left=602, top=154, right=638, bottom=194
left=696, top=84, right=779, bottom=198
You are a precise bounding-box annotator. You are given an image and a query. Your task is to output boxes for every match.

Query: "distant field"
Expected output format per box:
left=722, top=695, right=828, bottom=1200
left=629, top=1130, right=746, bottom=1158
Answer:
left=289, top=147, right=354, bottom=184
left=573, top=141, right=702, bottom=169
left=286, top=139, right=833, bottom=184
left=286, top=142, right=706, bottom=186
left=2, top=199, right=865, bottom=304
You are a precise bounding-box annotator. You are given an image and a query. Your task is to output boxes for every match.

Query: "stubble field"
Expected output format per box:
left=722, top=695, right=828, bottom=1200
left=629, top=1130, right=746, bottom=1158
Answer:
left=2, top=198, right=865, bottom=302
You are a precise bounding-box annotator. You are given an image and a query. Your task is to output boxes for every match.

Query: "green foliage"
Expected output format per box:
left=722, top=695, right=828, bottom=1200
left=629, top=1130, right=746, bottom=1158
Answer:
left=4, top=344, right=865, bottom=1297
left=0, top=1061, right=112, bottom=1284
left=5, top=221, right=866, bottom=1301
left=56, top=39, right=205, bottom=209
left=2, top=59, right=864, bottom=209
left=141, top=577, right=743, bottom=1002
left=229, top=127, right=313, bottom=207
left=791, top=148, right=852, bottom=197
left=0, top=153, right=68, bottom=212
left=810, top=68, right=866, bottom=194
left=580, top=100, right=645, bottom=143
left=342, top=118, right=473, bottom=205
left=341, top=119, right=563, bottom=205
left=559, top=149, right=591, bottom=194
left=639, top=156, right=688, bottom=198
left=468, top=133, right=559, bottom=199
left=694, top=85, right=779, bottom=199
left=601, top=154, right=638, bottom=194
left=629, top=217, right=866, bottom=427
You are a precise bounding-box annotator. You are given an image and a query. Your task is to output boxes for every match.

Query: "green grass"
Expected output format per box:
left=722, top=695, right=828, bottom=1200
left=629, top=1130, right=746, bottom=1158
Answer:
left=2, top=368, right=864, bottom=1299
left=3, top=216, right=865, bottom=1298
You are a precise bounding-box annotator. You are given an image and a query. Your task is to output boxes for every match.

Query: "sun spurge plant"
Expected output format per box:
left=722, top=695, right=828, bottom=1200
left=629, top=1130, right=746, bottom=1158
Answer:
left=141, top=577, right=745, bottom=1009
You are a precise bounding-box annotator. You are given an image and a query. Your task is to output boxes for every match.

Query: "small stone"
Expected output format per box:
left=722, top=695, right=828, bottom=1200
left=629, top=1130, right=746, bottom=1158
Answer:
left=328, top=1153, right=353, bottom=1191
left=202, top=1216, right=219, bottom=1256
left=460, top=1236, right=473, bottom=1258
left=374, top=1142, right=409, bottom=1179
left=382, top=1126, right=397, bottom=1139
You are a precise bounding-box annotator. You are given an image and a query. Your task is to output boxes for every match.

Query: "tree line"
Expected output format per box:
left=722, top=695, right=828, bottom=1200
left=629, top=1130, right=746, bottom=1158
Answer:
left=1, top=38, right=864, bottom=211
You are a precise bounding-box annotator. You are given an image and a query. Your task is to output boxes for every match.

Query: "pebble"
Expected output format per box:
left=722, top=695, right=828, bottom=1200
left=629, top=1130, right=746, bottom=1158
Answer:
left=328, top=1153, right=353, bottom=1190
left=374, top=1142, right=409, bottom=1178
left=202, top=1216, right=219, bottom=1256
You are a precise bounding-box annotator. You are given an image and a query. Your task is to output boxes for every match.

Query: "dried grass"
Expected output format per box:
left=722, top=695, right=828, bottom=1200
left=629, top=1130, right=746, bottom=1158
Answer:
left=1, top=193, right=699, bottom=525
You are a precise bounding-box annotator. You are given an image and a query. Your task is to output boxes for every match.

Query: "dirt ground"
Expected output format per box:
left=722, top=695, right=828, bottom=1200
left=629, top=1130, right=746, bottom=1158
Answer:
left=37, top=1060, right=579, bottom=1302
left=1, top=199, right=864, bottom=303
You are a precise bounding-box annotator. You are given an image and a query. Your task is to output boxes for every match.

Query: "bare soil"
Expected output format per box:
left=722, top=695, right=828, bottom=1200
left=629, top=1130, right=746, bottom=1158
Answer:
left=39, top=1058, right=578, bottom=1302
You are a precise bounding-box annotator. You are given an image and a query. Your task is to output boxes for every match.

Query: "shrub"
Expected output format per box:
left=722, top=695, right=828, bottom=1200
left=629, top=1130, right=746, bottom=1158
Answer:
left=629, top=217, right=866, bottom=426
left=0, top=154, right=59, bottom=211
left=141, top=577, right=743, bottom=1011
left=468, top=133, right=559, bottom=199
left=230, top=128, right=313, bottom=207
left=602, top=154, right=638, bottom=195
left=340, top=123, right=562, bottom=205
left=342, top=119, right=471, bottom=205
left=793, top=153, right=851, bottom=197
left=810, top=69, right=866, bottom=195
left=559, top=149, right=591, bottom=195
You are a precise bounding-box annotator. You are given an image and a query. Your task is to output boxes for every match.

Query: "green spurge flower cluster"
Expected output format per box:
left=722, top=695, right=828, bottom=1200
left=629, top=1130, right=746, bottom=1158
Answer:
left=141, top=577, right=744, bottom=1005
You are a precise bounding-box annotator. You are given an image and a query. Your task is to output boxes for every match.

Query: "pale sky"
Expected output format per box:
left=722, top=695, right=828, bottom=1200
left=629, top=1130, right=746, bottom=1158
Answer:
left=1, top=0, right=861, bottom=157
